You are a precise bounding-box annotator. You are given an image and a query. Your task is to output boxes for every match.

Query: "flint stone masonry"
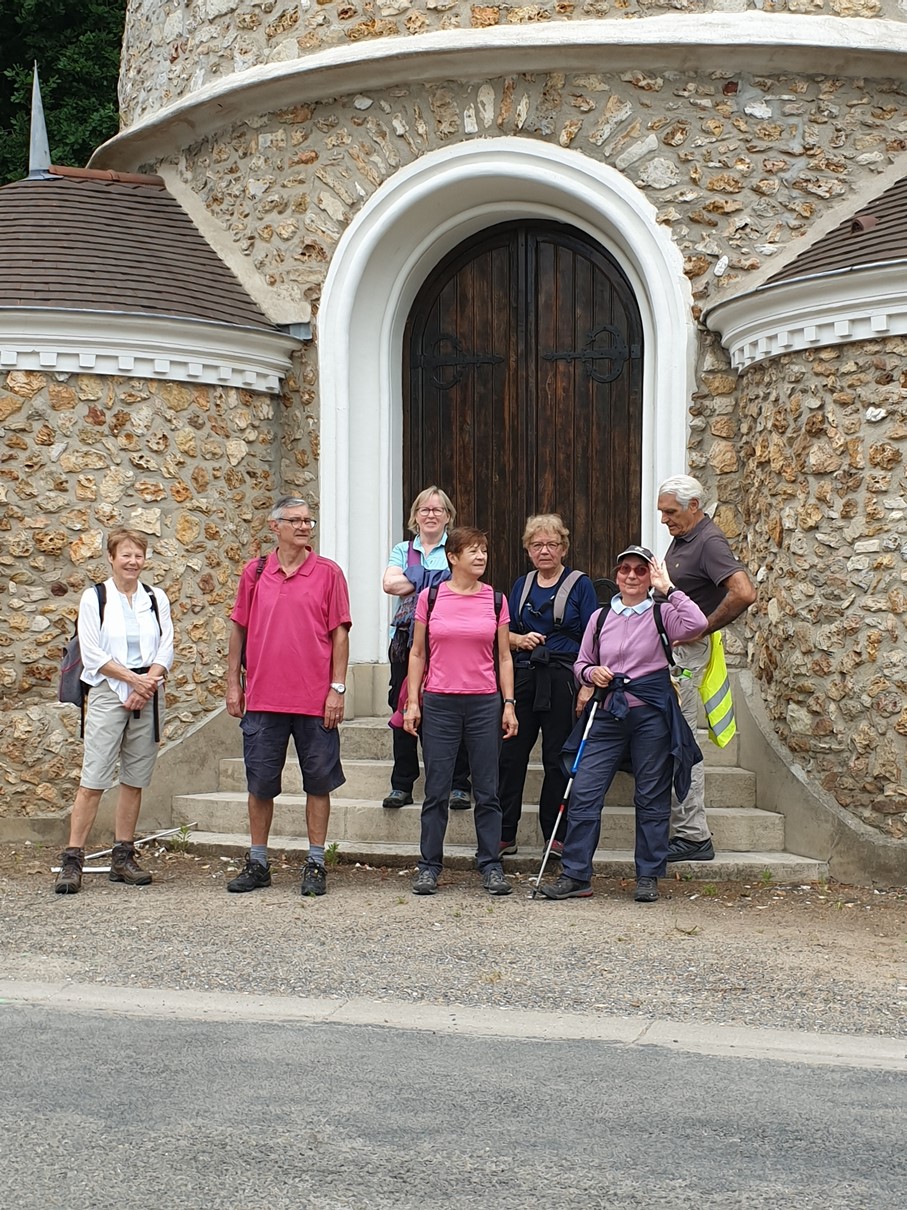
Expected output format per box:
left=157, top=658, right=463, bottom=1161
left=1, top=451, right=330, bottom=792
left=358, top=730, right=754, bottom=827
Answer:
left=739, top=340, right=907, bottom=836
left=0, top=366, right=317, bottom=821
left=168, top=68, right=907, bottom=329
left=149, top=65, right=907, bottom=837
left=118, top=2, right=906, bottom=124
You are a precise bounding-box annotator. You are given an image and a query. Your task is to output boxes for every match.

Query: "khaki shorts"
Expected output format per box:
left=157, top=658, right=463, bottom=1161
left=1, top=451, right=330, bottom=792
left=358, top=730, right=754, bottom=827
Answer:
left=80, top=680, right=163, bottom=790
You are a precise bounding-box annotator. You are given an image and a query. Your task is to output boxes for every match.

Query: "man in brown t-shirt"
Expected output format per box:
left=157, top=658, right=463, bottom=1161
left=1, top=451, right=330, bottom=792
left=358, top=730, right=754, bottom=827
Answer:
left=657, top=475, right=757, bottom=861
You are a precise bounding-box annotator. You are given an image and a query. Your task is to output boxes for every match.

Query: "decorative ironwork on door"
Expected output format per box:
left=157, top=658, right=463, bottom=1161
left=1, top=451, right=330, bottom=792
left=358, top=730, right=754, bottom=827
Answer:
left=543, top=323, right=640, bottom=385
left=414, top=334, right=505, bottom=391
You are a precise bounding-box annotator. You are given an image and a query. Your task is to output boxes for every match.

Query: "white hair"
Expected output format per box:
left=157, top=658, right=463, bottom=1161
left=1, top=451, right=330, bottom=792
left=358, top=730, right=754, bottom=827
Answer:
left=657, top=475, right=706, bottom=509
left=269, top=495, right=309, bottom=521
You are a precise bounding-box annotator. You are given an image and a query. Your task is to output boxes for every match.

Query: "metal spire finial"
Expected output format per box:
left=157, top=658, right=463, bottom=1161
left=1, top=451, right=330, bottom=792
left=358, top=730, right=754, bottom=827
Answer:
left=28, top=63, right=53, bottom=179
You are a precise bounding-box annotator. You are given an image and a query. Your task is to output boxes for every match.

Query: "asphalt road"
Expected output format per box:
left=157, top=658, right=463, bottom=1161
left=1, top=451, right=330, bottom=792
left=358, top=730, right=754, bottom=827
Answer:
left=2, top=997, right=904, bottom=1210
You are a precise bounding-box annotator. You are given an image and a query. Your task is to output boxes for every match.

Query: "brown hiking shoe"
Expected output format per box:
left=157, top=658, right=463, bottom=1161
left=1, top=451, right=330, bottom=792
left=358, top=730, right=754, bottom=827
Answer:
left=109, top=841, right=152, bottom=886
left=54, top=848, right=84, bottom=895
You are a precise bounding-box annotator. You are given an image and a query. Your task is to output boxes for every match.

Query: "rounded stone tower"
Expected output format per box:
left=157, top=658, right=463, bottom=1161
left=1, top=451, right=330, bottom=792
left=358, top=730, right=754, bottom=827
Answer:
left=81, top=4, right=907, bottom=873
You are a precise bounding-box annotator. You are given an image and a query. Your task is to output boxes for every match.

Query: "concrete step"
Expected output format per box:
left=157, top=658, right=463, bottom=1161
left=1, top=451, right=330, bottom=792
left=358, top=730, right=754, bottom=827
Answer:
left=341, top=717, right=741, bottom=767
left=215, top=758, right=757, bottom=809
left=172, top=794, right=783, bottom=852
left=183, top=830, right=827, bottom=884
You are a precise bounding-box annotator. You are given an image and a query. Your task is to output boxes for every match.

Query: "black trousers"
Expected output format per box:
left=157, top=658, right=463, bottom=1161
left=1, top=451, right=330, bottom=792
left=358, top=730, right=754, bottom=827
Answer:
left=498, top=664, right=577, bottom=844
left=388, top=659, right=470, bottom=794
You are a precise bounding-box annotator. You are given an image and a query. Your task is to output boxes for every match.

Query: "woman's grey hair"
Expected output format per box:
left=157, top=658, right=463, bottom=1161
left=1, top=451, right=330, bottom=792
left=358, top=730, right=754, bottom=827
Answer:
left=657, top=475, right=706, bottom=509
left=407, top=486, right=456, bottom=534
left=269, top=495, right=309, bottom=521
left=522, top=513, right=570, bottom=554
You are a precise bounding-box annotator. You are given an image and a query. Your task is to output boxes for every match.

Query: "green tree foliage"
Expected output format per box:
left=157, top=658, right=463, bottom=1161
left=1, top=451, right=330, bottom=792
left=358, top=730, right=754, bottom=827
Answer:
left=0, top=0, right=125, bottom=184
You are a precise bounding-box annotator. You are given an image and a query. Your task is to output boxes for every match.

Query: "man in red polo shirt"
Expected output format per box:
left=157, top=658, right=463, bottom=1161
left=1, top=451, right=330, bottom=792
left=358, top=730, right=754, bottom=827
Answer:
left=225, top=496, right=352, bottom=896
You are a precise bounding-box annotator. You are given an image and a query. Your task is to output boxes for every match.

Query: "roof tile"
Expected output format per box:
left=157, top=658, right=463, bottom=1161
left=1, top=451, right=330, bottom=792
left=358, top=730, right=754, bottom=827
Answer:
left=0, top=172, right=274, bottom=331
left=767, top=176, right=907, bottom=285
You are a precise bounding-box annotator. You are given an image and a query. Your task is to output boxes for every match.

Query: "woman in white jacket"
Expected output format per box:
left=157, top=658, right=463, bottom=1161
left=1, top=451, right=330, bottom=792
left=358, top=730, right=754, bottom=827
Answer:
left=55, top=529, right=174, bottom=895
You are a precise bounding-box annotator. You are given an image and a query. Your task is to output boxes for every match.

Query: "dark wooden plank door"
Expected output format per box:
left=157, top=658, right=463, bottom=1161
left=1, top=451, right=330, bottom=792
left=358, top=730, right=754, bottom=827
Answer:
left=403, top=220, right=643, bottom=595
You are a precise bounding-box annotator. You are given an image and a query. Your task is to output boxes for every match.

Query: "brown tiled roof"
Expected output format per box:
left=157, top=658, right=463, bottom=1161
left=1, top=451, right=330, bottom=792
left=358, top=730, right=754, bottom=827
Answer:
left=0, top=167, right=273, bottom=330
left=767, top=175, right=907, bottom=286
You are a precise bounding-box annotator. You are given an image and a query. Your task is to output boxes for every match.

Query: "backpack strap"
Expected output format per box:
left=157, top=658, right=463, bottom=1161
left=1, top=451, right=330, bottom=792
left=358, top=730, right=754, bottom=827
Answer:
left=425, top=581, right=440, bottom=670
left=95, top=581, right=107, bottom=626
left=140, top=582, right=162, bottom=635
left=493, top=589, right=503, bottom=683
left=593, top=605, right=608, bottom=659
left=240, top=556, right=269, bottom=673
left=76, top=584, right=108, bottom=738
left=517, top=571, right=537, bottom=624
left=653, top=600, right=675, bottom=667
left=139, top=584, right=165, bottom=743
left=405, top=540, right=421, bottom=568
left=552, top=569, right=583, bottom=627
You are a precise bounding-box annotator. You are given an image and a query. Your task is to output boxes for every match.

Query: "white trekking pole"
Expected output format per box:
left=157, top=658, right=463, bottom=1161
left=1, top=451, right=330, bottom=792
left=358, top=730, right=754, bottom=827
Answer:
left=530, top=686, right=605, bottom=899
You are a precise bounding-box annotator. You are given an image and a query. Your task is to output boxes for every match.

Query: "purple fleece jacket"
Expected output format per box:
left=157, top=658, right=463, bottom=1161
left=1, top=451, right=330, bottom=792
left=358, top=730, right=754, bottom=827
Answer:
left=574, top=591, right=708, bottom=705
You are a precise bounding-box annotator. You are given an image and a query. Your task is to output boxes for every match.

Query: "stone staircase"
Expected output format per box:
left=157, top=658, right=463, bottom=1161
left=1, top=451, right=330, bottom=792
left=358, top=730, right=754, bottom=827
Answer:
left=174, top=716, right=827, bottom=882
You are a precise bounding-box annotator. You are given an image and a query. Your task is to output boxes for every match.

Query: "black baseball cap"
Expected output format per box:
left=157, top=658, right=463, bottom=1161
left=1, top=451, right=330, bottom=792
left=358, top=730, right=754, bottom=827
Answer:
left=614, top=544, right=656, bottom=567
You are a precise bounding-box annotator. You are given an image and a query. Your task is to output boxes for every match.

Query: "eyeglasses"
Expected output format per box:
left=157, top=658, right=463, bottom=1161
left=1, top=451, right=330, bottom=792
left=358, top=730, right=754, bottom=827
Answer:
left=417, top=507, right=447, bottom=516
left=616, top=564, right=649, bottom=577
left=528, top=541, right=562, bottom=552
left=278, top=515, right=317, bottom=530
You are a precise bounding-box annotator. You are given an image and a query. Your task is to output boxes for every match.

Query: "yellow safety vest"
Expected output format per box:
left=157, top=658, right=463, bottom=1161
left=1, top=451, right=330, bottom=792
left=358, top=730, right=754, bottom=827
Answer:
left=699, top=632, right=737, bottom=748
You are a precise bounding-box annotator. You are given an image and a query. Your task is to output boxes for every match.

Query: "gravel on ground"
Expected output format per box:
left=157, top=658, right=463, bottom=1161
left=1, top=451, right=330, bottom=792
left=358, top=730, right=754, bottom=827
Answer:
left=1, top=843, right=905, bottom=1038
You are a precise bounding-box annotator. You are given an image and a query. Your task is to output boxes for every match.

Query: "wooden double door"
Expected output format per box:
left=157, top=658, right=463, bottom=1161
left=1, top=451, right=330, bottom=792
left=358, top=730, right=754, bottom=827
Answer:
left=403, top=220, right=643, bottom=596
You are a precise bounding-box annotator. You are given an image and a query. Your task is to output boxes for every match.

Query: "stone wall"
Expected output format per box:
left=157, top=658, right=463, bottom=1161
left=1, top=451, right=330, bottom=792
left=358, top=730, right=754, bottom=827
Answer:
left=93, top=50, right=907, bottom=847
left=738, top=341, right=907, bottom=837
left=166, top=64, right=907, bottom=510
left=153, top=67, right=907, bottom=836
left=119, top=3, right=902, bottom=125
left=0, top=366, right=317, bottom=821
left=171, top=65, right=905, bottom=312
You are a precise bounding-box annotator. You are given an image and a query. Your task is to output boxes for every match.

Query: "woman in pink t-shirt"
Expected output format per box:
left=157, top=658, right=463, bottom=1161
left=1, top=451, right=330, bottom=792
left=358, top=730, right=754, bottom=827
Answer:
left=404, top=527, right=518, bottom=896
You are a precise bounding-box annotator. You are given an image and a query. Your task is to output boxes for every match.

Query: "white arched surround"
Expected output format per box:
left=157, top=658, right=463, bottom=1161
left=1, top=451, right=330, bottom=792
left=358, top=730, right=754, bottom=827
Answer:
left=318, top=138, right=695, bottom=664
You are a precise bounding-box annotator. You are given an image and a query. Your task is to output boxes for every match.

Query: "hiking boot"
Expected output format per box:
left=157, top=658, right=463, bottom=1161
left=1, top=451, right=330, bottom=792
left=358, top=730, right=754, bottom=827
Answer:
left=226, top=853, right=272, bottom=893
left=549, top=840, right=564, bottom=861
left=537, top=874, right=593, bottom=900
left=666, top=835, right=715, bottom=862
left=109, top=842, right=152, bottom=886
left=482, top=866, right=512, bottom=896
left=635, top=876, right=659, bottom=903
left=412, top=868, right=439, bottom=895
left=382, top=789, right=413, bottom=809
left=54, top=847, right=84, bottom=895
left=499, top=840, right=518, bottom=856
left=448, top=789, right=471, bottom=810
left=301, top=860, right=327, bottom=897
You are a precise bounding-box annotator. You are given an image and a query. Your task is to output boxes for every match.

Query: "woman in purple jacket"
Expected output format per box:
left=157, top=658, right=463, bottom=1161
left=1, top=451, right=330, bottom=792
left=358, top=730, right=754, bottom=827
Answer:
left=538, top=544, right=706, bottom=904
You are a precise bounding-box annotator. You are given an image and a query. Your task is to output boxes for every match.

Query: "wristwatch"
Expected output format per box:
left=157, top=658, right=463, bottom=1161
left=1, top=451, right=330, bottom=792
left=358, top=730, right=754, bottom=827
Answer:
left=503, top=697, right=517, bottom=705
left=330, top=682, right=346, bottom=695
